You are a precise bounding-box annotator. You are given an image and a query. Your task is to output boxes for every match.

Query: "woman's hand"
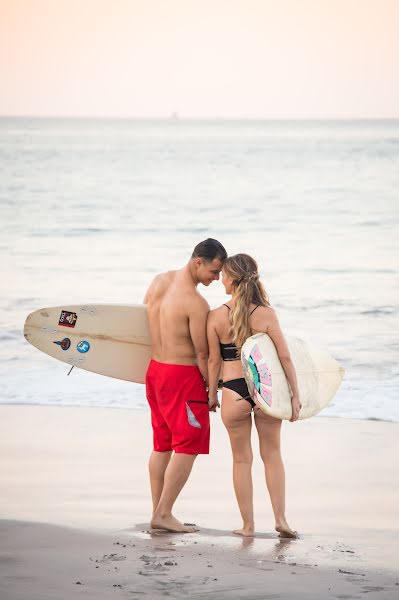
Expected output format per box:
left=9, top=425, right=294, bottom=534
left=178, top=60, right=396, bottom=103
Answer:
left=208, top=393, right=220, bottom=412
left=290, top=394, right=302, bottom=422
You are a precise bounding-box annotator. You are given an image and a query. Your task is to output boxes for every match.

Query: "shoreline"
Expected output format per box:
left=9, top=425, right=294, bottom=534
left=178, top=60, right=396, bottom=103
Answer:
left=1, top=400, right=398, bottom=425
left=1, top=405, right=398, bottom=598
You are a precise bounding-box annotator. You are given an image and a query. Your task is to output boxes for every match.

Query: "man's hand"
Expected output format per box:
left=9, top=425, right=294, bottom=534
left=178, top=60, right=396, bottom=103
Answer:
left=208, top=394, right=220, bottom=412
left=290, top=394, right=302, bottom=422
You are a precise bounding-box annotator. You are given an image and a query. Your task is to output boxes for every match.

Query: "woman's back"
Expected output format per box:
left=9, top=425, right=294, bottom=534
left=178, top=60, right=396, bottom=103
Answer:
left=215, top=302, right=271, bottom=381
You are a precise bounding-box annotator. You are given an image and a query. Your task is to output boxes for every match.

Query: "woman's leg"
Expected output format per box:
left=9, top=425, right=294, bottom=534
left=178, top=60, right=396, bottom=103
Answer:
left=254, top=412, right=297, bottom=538
left=222, top=388, right=254, bottom=536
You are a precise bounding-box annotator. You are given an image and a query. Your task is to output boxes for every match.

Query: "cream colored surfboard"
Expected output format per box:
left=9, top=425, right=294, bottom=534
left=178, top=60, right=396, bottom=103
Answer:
left=241, top=333, right=344, bottom=420
left=23, top=304, right=152, bottom=383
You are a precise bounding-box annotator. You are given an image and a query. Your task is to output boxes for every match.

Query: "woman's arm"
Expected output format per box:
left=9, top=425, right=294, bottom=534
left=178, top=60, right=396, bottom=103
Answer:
left=206, top=311, right=222, bottom=412
left=266, top=308, right=301, bottom=422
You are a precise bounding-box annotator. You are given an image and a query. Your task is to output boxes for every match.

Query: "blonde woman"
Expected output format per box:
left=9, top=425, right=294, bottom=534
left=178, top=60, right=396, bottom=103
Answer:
left=207, top=254, right=301, bottom=538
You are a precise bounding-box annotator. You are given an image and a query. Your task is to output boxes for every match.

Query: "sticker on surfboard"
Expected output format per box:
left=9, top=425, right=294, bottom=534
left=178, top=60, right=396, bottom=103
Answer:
left=53, top=338, right=71, bottom=351
left=77, top=340, right=90, bottom=353
left=58, top=310, right=78, bottom=328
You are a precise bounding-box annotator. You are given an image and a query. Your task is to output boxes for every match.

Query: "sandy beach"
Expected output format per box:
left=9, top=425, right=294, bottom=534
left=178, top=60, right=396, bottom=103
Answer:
left=1, top=404, right=398, bottom=599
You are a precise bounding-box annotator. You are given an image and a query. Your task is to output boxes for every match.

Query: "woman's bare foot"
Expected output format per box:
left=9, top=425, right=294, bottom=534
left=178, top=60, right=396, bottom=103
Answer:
left=275, top=519, right=298, bottom=539
left=233, top=522, right=255, bottom=537
left=151, top=514, right=198, bottom=533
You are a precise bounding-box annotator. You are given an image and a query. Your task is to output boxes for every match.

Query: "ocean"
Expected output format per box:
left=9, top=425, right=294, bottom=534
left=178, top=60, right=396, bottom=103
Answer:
left=1, top=118, right=398, bottom=421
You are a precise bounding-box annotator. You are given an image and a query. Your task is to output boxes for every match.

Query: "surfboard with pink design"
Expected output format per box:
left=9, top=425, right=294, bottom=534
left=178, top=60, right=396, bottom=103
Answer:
left=241, top=333, right=344, bottom=420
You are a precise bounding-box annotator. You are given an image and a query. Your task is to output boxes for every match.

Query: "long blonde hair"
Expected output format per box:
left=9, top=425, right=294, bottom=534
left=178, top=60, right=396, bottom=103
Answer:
left=224, top=254, right=270, bottom=348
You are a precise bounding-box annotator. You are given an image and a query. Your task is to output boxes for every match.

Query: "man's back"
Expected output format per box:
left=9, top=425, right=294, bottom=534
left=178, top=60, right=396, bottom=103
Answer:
left=145, top=270, right=208, bottom=365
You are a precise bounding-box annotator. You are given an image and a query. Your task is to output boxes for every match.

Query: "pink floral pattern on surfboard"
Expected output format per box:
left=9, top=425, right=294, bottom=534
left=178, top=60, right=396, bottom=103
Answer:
left=242, top=343, right=272, bottom=407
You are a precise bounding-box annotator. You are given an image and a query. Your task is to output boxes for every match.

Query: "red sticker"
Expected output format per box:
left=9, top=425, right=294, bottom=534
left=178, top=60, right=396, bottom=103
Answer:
left=58, top=311, right=78, bottom=328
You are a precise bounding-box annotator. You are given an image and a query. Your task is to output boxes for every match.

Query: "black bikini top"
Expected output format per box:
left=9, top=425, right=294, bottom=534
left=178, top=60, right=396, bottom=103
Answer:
left=219, top=304, right=259, bottom=361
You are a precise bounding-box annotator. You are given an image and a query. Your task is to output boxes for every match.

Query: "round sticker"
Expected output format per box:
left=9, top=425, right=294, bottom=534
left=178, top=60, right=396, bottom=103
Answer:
left=53, top=338, right=71, bottom=351
left=77, top=340, right=90, bottom=353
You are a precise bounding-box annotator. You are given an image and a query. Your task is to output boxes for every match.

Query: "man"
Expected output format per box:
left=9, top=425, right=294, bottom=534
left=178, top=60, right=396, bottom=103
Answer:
left=144, top=238, right=227, bottom=533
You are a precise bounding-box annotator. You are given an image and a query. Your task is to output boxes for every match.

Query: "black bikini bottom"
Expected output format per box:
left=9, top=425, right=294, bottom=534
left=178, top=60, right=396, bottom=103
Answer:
left=222, top=378, right=255, bottom=408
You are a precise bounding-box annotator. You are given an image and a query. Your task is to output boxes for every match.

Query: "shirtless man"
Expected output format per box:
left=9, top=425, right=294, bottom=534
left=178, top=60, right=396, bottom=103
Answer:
left=144, top=239, right=227, bottom=533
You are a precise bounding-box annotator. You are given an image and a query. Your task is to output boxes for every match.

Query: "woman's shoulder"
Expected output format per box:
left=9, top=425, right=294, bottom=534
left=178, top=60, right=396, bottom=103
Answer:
left=252, top=302, right=273, bottom=311
left=252, top=304, right=277, bottom=320
left=208, top=304, right=229, bottom=324
left=208, top=304, right=229, bottom=321
left=210, top=303, right=230, bottom=314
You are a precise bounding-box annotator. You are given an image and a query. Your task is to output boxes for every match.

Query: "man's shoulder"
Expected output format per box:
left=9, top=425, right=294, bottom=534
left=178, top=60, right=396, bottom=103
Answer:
left=144, top=271, right=176, bottom=303
left=156, top=270, right=177, bottom=282
left=150, top=270, right=176, bottom=289
left=187, top=290, right=210, bottom=314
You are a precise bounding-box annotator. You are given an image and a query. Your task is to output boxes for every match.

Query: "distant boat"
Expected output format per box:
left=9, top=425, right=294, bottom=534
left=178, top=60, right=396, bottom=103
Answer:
left=170, top=112, right=179, bottom=120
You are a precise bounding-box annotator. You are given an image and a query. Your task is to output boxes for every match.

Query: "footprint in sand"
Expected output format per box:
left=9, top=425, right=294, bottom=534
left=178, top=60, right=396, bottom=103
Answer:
left=90, top=553, right=127, bottom=564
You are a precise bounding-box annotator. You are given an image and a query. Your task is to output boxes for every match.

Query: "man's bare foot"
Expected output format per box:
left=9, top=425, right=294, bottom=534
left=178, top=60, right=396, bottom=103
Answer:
left=275, top=520, right=298, bottom=539
left=233, top=526, right=255, bottom=537
left=151, top=514, right=198, bottom=533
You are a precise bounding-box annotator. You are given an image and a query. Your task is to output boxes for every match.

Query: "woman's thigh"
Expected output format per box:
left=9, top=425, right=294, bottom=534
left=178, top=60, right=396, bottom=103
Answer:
left=221, top=388, right=253, bottom=459
left=254, top=410, right=282, bottom=456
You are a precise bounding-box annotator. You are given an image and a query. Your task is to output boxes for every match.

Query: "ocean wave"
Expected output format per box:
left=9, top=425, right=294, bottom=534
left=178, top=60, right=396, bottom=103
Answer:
left=319, top=413, right=398, bottom=424
left=364, top=416, right=397, bottom=423
left=13, top=297, right=38, bottom=308
left=0, top=356, right=20, bottom=362
left=360, top=307, right=397, bottom=316
left=29, top=227, right=112, bottom=237
left=355, top=220, right=383, bottom=227
left=306, top=267, right=397, bottom=275
left=0, top=330, right=21, bottom=341
left=276, top=300, right=398, bottom=317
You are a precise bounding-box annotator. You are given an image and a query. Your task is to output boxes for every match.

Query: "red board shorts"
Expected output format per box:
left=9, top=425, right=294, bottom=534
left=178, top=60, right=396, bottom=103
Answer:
left=146, top=360, right=210, bottom=455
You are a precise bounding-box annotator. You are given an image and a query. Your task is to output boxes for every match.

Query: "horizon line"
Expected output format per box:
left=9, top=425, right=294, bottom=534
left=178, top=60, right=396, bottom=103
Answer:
left=1, top=114, right=399, bottom=121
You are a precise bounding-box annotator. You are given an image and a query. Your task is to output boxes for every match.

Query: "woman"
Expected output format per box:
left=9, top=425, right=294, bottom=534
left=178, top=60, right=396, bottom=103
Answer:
left=207, top=254, right=301, bottom=538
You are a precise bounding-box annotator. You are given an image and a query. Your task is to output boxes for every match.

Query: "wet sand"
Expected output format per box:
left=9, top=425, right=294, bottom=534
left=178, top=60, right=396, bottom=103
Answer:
left=1, top=405, right=398, bottom=599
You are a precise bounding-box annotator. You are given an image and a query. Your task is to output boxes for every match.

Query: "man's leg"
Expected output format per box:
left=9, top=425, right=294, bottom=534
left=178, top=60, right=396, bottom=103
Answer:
left=146, top=364, right=173, bottom=516
left=151, top=453, right=197, bottom=533
left=148, top=450, right=172, bottom=514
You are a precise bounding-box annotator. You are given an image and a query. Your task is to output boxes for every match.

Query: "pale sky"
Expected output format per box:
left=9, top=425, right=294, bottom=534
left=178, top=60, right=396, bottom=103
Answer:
left=1, top=0, right=398, bottom=118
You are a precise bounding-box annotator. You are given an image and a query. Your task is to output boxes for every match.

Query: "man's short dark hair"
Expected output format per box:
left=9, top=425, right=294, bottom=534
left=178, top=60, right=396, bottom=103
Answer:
left=191, top=238, right=227, bottom=263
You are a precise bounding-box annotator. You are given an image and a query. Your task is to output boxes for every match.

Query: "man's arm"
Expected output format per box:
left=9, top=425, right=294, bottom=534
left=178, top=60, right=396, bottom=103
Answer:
left=188, top=297, right=210, bottom=384
left=207, top=311, right=221, bottom=411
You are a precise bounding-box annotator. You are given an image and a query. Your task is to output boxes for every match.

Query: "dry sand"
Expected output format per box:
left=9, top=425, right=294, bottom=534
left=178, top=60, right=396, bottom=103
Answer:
left=1, top=404, right=398, bottom=599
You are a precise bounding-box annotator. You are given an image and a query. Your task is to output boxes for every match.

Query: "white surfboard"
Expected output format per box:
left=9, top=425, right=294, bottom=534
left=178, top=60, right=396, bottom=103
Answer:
left=241, top=333, right=344, bottom=420
left=23, top=304, right=152, bottom=383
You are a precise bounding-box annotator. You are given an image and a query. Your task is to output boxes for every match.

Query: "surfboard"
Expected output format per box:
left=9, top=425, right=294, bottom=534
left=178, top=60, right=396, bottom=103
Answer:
left=241, top=333, right=344, bottom=420
left=23, top=304, right=152, bottom=383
